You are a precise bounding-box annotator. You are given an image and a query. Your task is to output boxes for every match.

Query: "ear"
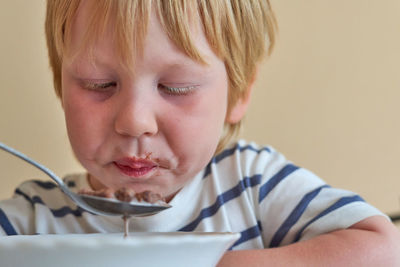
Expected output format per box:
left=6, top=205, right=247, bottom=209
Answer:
left=225, top=67, right=258, bottom=124
left=225, top=90, right=252, bottom=123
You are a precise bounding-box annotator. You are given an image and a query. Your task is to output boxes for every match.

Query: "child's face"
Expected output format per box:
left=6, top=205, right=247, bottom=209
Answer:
left=61, top=2, right=230, bottom=200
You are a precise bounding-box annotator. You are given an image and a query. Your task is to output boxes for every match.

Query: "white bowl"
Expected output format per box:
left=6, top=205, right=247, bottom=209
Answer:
left=0, top=232, right=240, bottom=267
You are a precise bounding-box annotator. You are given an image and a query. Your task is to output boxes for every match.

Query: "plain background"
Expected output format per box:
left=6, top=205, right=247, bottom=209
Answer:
left=1, top=1, right=399, bottom=219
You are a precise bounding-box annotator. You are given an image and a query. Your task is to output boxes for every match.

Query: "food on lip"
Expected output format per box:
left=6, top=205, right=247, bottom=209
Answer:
left=114, top=157, right=159, bottom=178
left=78, top=187, right=166, bottom=204
left=115, top=157, right=157, bottom=169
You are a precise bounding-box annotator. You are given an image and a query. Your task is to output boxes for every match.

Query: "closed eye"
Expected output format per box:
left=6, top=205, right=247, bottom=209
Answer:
left=158, top=84, right=197, bottom=96
left=83, top=81, right=117, bottom=92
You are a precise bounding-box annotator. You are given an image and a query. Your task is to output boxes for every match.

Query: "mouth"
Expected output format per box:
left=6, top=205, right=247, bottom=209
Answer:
left=114, top=157, right=158, bottom=178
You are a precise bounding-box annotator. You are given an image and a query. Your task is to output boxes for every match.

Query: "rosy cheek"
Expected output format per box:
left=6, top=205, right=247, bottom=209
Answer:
left=64, top=99, right=94, bottom=154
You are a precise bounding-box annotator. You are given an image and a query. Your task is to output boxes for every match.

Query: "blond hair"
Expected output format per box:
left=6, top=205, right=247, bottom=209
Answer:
left=45, top=0, right=277, bottom=153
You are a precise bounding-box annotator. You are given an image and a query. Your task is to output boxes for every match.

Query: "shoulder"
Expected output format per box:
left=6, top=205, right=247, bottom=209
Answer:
left=0, top=179, right=57, bottom=235
left=0, top=173, right=87, bottom=235
left=209, top=141, right=385, bottom=245
left=208, top=140, right=309, bottom=186
left=2, top=177, right=65, bottom=207
left=12, top=173, right=88, bottom=209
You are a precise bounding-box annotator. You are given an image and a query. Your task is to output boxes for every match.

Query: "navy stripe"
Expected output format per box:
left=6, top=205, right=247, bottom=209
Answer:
left=15, top=189, right=85, bottom=218
left=215, top=144, right=271, bottom=164
left=52, top=206, right=85, bottom=217
left=230, top=221, right=263, bottom=249
left=15, top=189, right=44, bottom=206
left=14, top=181, right=57, bottom=201
left=259, top=164, right=299, bottom=203
left=179, top=174, right=262, bottom=231
left=0, top=208, right=18, bottom=235
left=32, top=180, right=57, bottom=189
left=269, top=185, right=330, bottom=247
left=15, top=188, right=36, bottom=206
left=293, top=195, right=365, bottom=242
left=203, top=144, right=271, bottom=178
left=66, top=180, right=76, bottom=188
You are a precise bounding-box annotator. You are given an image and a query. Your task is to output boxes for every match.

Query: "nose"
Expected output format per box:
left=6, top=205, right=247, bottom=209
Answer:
left=114, top=93, right=158, bottom=138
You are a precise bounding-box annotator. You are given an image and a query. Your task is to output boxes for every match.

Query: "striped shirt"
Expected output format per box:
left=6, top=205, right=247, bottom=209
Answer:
left=0, top=140, right=384, bottom=249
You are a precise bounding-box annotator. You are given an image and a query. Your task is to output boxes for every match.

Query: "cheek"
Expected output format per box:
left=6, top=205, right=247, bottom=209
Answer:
left=165, top=86, right=228, bottom=166
left=62, top=91, right=108, bottom=161
left=63, top=97, right=90, bottom=155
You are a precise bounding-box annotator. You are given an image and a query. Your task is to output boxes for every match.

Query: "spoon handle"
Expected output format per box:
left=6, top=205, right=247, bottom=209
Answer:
left=0, top=142, right=101, bottom=213
left=0, top=142, right=68, bottom=192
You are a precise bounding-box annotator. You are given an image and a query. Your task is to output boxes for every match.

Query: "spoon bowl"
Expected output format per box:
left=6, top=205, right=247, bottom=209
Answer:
left=0, top=142, right=171, bottom=217
left=77, top=193, right=170, bottom=216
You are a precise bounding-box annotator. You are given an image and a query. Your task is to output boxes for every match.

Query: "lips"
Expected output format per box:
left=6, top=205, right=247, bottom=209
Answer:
left=114, top=157, right=158, bottom=178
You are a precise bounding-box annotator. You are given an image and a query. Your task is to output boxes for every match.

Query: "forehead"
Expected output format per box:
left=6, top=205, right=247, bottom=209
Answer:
left=65, top=0, right=209, bottom=71
left=66, top=1, right=124, bottom=61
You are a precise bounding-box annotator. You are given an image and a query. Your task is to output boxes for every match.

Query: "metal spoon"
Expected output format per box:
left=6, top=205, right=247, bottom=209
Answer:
left=0, top=142, right=171, bottom=217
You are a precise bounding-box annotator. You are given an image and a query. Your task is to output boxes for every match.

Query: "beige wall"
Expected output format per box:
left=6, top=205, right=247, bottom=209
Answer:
left=1, top=1, right=399, bottom=217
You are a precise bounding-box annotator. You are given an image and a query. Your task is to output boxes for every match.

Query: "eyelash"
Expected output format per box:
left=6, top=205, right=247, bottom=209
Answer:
left=83, top=81, right=117, bottom=91
left=158, top=84, right=196, bottom=96
left=82, top=81, right=196, bottom=96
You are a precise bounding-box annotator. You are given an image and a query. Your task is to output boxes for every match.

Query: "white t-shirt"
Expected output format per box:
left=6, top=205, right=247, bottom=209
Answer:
left=0, top=140, right=385, bottom=249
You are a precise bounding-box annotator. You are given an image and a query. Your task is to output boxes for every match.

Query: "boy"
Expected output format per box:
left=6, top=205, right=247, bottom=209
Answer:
left=1, top=0, right=399, bottom=266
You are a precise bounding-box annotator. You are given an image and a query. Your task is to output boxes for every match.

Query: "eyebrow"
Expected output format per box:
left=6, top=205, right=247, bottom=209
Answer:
left=154, top=51, right=212, bottom=73
left=164, top=60, right=209, bottom=71
left=67, top=45, right=214, bottom=79
left=66, top=55, right=116, bottom=74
